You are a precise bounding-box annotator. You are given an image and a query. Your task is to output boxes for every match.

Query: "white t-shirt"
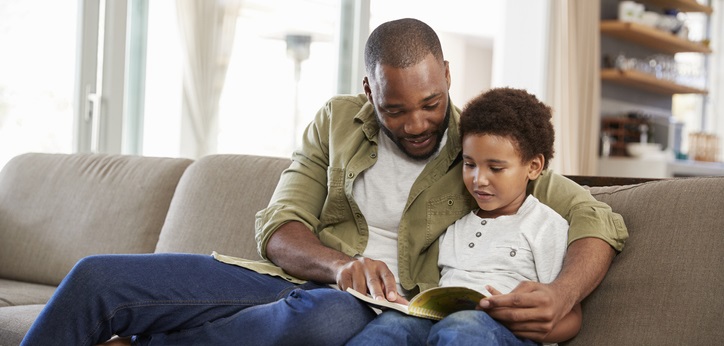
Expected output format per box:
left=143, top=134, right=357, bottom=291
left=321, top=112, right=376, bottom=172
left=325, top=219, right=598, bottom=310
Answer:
left=438, top=195, right=569, bottom=295
left=353, top=129, right=447, bottom=296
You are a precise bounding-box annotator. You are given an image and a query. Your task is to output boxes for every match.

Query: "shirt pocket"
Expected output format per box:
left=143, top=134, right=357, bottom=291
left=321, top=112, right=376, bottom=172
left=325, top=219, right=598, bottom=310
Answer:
left=489, top=237, right=537, bottom=280
left=425, top=193, right=472, bottom=248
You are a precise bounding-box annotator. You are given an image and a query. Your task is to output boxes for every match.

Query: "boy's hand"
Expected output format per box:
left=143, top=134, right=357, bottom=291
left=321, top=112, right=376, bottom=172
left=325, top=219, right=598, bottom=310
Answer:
left=335, top=257, right=399, bottom=302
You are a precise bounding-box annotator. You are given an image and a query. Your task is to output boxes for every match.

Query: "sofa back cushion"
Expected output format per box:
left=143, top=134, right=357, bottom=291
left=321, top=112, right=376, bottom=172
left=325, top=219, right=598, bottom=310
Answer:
left=564, top=176, right=724, bottom=345
left=155, top=154, right=291, bottom=259
left=0, top=153, right=193, bottom=286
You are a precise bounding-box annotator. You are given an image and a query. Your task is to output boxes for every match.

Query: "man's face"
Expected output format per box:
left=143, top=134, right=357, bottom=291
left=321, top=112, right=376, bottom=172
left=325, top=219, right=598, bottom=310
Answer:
left=363, top=53, right=451, bottom=160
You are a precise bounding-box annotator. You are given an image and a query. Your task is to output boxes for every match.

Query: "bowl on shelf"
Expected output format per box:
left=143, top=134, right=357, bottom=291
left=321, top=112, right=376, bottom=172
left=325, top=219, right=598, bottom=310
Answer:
left=626, top=142, right=663, bottom=158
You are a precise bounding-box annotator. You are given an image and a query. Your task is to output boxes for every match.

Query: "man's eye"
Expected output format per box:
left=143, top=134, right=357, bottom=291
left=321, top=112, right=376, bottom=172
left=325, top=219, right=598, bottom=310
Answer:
left=423, top=103, right=439, bottom=110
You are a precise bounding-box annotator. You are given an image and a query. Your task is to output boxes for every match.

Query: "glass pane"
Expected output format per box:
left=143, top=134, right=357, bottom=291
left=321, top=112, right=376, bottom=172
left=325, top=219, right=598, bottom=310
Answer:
left=142, top=0, right=182, bottom=158
left=217, top=0, right=340, bottom=158
left=0, top=1, right=77, bottom=168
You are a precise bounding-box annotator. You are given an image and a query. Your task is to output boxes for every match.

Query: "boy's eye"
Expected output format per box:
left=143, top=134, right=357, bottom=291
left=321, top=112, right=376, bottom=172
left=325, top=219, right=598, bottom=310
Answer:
left=463, top=162, right=475, bottom=168
left=490, top=166, right=503, bottom=172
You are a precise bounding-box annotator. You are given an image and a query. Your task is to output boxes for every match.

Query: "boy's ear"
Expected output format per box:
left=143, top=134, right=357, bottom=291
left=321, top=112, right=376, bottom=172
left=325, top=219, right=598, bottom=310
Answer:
left=527, top=154, right=545, bottom=180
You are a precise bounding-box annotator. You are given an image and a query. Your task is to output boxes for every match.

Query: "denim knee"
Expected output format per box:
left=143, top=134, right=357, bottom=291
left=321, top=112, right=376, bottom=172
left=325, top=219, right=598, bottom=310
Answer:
left=429, top=310, right=535, bottom=345
left=271, top=288, right=374, bottom=345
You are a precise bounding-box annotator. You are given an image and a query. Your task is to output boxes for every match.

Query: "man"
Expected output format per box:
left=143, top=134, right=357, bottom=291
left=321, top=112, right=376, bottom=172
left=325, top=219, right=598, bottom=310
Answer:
left=22, top=18, right=626, bottom=345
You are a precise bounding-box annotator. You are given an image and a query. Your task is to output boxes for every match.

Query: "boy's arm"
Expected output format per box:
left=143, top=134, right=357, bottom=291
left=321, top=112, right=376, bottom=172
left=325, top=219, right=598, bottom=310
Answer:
left=542, top=303, right=582, bottom=343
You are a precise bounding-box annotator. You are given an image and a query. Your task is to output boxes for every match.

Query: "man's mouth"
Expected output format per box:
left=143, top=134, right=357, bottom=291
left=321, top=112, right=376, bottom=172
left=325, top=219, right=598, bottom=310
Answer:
left=404, top=135, right=433, bottom=148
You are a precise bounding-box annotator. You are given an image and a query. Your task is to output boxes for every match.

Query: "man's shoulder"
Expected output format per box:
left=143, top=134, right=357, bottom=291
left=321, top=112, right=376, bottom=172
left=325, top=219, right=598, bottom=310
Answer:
left=326, top=94, right=369, bottom=108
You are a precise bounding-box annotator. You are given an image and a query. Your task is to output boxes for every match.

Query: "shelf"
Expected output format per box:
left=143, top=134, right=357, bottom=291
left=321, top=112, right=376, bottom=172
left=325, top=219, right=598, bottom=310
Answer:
left=600, top=21, right=712, bottom=54
left=639, top=0, right=713, bottom=14
left=601, top=68, right=708, bottom=95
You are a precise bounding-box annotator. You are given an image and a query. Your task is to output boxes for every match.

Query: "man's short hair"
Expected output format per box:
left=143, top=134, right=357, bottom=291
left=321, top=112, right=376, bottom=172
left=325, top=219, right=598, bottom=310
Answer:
left=364, top=18, right=444, bottom=75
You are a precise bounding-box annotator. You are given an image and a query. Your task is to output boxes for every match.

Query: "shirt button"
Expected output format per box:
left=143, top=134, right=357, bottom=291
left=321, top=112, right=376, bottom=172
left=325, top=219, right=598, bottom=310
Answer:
left=370, top=152, right=377, bottom=158
left=468, top=243, right=475, bottom=248
left=447, top=199, right=454, bottom=206
left=480, top=220, right=487, bottom=226
left=347, top=172, right=354, bottom=179
left=476, top=232, right=482, bottom=237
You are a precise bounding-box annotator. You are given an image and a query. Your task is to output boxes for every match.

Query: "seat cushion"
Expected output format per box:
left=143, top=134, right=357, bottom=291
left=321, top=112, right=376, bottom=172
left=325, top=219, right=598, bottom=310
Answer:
left=0, top=304, right=45, bottom=346
left=0, top=279, right=56, bottom=307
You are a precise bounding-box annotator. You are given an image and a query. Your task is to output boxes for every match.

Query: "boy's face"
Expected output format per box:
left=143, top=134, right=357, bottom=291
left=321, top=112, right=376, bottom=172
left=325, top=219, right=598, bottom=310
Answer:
left=462, top=134, right=543, bottom=219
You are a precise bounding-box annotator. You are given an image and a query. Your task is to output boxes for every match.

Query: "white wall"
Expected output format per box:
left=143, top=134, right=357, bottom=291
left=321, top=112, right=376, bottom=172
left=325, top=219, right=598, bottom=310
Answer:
left=491, top=0, right=550, bottom=101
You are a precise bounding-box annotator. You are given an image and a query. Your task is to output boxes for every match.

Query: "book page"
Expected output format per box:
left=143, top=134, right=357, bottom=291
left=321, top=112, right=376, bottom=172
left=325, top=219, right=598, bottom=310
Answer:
left=407, top=286, right=485, bottom=320
left=345, top=287, right=409, bottom=315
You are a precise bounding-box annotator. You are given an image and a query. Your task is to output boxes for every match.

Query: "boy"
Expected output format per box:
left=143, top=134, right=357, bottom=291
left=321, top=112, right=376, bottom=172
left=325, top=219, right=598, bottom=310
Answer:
left=346, top=87, right=581, bottom=345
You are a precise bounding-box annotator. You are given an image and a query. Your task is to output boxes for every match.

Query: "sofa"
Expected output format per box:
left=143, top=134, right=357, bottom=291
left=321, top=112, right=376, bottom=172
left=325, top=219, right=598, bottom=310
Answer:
left=0, top=152, right=722, bottom=345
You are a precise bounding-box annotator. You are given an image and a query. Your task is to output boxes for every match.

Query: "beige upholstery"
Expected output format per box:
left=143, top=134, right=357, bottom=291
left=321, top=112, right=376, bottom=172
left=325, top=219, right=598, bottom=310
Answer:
left=155, top=154, right=291, bottom=259
left=0, top=153, right=193, bottom=286
left=1, top=152, right=723, bottom=345
left=563, top=177, right=724, bottom=345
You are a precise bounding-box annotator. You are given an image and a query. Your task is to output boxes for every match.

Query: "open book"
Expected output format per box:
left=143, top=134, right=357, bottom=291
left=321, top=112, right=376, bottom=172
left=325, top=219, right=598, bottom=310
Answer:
left=346, top=286, right=487, bottom=321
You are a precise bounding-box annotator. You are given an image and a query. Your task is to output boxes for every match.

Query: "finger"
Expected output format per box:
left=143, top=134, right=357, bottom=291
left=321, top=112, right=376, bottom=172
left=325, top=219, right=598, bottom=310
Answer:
left=350, top=263, right=368, bottom=295
left=486, top=285, right=502, bottom=296
left=379, top=268, right=399, bottom=301
left=485, top=292, right=542, bottom=309
left=366, top=273, right=385, bottom=300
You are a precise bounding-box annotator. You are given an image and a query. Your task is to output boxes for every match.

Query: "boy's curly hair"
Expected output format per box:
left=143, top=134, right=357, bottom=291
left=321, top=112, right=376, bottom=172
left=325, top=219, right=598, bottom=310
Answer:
left=460, top=87, right=554, bottom=169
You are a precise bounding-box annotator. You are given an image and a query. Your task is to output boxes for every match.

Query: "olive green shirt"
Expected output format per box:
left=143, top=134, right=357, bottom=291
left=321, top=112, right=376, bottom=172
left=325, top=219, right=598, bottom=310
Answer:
left=215, top=94, right=628, bottom=293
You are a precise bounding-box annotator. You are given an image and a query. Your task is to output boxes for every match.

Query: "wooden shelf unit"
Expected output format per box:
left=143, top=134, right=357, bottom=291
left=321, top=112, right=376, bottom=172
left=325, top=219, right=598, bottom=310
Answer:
left=600, top=21, right=711, bottom=54
left=639, top=0, right=713, bottom=14
left=601, top=68, right=708, bottom=95
left=601, top=117, right=650, bottom=157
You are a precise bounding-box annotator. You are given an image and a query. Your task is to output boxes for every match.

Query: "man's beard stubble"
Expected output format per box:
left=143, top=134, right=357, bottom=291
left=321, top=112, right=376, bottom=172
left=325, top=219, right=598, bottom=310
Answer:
left=376, top=108, right=450, bottom=161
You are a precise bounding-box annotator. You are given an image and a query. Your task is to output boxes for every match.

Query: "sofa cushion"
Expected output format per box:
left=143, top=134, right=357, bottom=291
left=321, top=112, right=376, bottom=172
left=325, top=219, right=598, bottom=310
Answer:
left=0, top=279, right=56, bottom=307
left=0, top=304, right=44, bottom=346
left=564, top=177, right=724, bottom=345
left=0, top=153, right=193, bottom=286
left=155, top=154, right=291, bottom=259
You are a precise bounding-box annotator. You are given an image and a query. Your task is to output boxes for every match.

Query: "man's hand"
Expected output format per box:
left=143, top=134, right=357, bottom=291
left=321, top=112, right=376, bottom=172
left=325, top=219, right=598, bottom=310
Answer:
left=335, top=257, right=403, bottom=303
left=478, top=282, right=574, bottom=342
left=477, top=238, right=615, bottom=341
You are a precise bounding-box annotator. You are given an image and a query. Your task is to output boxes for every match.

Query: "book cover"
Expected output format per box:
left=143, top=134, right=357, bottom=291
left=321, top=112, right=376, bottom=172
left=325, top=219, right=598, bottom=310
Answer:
left=346, top=286, right=486, bottom=321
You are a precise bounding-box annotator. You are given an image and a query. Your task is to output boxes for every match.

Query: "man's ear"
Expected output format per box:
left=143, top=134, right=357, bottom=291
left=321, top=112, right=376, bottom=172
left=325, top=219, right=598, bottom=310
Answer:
left=362, top=77, right=373, bottom=104
left=527, top=154, right=545, bottom=180
left=444, top=60, right=451, bottom=90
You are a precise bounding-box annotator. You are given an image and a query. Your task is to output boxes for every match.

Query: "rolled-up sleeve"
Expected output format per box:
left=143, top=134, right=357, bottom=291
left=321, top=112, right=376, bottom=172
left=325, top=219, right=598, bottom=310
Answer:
left=529, top=170, right=628, bottom=252
left=255, top=103, right=332, bottom=259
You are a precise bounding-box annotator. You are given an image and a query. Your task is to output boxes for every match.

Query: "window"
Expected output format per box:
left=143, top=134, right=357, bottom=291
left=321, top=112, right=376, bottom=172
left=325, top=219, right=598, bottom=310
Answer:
left=0, top=1, right=77, bottom=167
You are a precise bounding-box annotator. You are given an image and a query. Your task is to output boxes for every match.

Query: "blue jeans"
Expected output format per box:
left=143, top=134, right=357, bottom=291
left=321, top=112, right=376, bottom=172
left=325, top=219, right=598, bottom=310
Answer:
left=20, top=253, right=376, bottom=346
left=346, top=310, right=540, bottom=346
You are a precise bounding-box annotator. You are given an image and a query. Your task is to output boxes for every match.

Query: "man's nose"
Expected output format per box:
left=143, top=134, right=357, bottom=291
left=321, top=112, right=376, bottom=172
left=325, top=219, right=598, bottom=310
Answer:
left=404, top=111, right=428, bottom=135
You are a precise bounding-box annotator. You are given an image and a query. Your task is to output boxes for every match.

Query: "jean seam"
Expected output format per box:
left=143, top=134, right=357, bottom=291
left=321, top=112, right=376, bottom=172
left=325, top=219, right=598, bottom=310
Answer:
left=82, top=299, right=270, bottom=346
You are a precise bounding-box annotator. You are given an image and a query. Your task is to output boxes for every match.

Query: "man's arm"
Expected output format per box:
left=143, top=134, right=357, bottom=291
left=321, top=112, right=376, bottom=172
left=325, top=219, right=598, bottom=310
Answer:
left=266, top=221, right=402, bottom=302
left=480, top=237, right=614, bottom=341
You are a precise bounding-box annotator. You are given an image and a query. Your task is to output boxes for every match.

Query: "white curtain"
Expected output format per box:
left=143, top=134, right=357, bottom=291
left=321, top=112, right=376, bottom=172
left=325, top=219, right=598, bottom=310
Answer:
left=546, top=0, right=600, bottom=175
left=176, top=0, right=241, bottom=159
